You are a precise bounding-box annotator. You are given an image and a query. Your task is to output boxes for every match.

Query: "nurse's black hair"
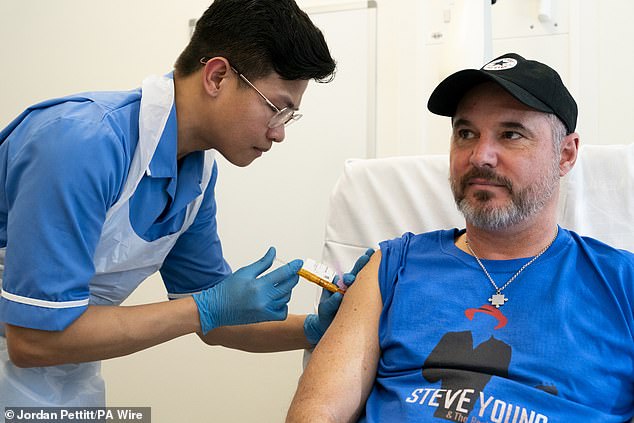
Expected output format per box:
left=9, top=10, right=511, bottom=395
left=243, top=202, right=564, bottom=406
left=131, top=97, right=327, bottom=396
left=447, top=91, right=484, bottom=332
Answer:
left=174, top=0, right=336, bottom=82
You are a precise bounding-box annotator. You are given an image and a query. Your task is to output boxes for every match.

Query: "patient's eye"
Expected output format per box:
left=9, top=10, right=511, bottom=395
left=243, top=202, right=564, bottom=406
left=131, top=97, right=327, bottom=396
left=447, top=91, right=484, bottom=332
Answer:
left=502, top=131, right=523, bottom=140
left=456, top=129, right=475, bottom=140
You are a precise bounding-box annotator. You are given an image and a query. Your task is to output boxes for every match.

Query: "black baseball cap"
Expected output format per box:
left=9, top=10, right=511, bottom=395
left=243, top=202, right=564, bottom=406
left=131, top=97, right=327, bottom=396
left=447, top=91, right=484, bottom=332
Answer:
left=427, top=53, right=577, bottom=133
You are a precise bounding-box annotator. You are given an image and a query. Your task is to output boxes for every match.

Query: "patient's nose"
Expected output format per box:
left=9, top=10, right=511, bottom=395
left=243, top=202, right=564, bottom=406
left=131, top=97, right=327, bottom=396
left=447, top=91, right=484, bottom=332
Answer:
left=469, top=136, right=498, bottom=168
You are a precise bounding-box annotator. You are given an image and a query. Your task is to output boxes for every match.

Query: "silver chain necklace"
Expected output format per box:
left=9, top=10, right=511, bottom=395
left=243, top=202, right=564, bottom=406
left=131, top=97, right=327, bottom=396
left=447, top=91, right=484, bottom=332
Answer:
left=465, top=227, right=558, bottom=308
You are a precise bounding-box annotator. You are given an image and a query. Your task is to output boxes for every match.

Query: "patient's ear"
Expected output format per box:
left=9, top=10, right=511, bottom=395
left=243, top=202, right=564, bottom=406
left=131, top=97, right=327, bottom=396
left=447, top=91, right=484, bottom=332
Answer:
left=559, top=132, right=579, bottom=177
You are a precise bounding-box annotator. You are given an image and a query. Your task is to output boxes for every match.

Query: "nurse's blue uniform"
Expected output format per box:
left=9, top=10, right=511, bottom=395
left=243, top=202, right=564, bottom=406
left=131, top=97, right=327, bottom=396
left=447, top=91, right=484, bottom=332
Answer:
left=0, top=74, right=229, bottom=407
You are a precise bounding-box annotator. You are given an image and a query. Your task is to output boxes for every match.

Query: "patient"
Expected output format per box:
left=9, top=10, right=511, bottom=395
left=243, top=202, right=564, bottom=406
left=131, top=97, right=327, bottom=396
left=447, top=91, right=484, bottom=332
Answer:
left=286, top=53, right=634, bottom=422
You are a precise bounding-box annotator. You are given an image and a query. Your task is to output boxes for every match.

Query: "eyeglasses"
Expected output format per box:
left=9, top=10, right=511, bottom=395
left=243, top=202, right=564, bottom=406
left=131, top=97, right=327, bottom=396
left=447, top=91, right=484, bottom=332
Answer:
left=200, top=57, right=302, bottom=128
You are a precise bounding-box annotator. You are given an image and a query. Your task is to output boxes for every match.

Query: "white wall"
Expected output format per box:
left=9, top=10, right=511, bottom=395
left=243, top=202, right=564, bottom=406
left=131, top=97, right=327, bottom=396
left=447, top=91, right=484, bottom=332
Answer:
left=1, top=1, right=631, bottom=422
left=372, top=0, right=634, bottom=156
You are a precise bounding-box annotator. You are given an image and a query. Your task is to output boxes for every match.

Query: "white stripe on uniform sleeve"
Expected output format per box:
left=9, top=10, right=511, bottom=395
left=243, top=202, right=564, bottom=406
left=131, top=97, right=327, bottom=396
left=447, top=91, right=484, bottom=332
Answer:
left=0, top=289, right=89, bottom=309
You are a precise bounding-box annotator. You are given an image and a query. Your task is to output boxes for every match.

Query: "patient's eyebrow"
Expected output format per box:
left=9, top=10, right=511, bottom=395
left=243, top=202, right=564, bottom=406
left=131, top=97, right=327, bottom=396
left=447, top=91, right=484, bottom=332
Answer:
left=452, top=119, right=537, bottom=137
left=452, top=118, right=471, bottom=129
left=499, top=121, right=537, bottom=138
left=500, top=121, right=529, bottom=129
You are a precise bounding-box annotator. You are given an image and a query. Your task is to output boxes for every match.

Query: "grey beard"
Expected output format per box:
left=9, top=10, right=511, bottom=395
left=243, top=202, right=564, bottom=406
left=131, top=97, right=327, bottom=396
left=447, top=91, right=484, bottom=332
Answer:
left=451, top=167, right=559, bottom=231
left=457, top=193, right=536, bottom=230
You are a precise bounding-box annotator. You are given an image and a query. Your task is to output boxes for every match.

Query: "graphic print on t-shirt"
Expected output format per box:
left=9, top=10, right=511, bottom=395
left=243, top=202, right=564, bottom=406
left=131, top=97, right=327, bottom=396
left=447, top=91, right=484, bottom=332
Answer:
left=418, top=305, right=557, bottom=421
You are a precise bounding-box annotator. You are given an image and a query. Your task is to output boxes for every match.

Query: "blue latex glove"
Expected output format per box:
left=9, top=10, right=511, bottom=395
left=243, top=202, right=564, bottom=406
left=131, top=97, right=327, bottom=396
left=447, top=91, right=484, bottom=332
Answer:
left=193, top=247, right=303, bottom=335
left=303, top=248, right=375, bottom=346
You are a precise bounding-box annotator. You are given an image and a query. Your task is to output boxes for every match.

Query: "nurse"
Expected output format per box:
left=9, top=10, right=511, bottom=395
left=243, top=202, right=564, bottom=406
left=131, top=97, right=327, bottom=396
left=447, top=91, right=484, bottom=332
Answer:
left=0, top=0, right=370, bottom=407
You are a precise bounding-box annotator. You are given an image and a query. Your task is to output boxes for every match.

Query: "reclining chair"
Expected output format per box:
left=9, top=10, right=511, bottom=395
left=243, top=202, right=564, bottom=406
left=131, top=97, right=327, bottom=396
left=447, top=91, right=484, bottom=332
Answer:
left=320, top=143, right=633, bottom=276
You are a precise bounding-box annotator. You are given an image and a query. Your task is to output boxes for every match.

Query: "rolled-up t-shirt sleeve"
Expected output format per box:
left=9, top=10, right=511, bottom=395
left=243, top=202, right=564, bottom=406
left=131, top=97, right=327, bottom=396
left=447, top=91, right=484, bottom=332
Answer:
left=0, top=113, right=126, bottom=331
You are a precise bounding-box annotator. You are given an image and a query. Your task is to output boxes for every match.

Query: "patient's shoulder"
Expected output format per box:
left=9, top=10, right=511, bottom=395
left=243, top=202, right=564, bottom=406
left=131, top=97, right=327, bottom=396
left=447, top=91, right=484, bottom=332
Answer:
left=561, top=228, right=634, bottom=289
left=563, top=228, right=634, bottom=259
left=379, top=229, right=459, bottom=253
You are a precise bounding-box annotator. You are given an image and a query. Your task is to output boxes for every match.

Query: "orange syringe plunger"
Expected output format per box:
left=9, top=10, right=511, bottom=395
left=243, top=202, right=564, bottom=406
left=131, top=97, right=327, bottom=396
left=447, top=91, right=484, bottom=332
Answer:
left=301, top=258, right=344, bottom=294
left=297, top=268, right=345, bottom=295
left=275, top=257, right=345, bottom=294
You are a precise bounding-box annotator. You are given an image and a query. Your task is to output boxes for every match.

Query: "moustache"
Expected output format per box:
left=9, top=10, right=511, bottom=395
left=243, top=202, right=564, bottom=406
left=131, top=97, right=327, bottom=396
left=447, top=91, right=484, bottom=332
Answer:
left=460, top=168, right=513, bottom=192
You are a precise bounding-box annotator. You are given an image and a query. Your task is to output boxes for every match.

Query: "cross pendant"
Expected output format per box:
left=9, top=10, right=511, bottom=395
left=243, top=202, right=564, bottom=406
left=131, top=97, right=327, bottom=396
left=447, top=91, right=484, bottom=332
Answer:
left=488, top=293, right=508, bottom=308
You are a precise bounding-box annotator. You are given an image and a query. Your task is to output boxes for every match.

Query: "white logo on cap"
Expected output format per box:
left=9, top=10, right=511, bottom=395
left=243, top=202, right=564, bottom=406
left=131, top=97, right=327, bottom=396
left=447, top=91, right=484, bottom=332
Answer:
left=483, top=58, right=518, bottom=71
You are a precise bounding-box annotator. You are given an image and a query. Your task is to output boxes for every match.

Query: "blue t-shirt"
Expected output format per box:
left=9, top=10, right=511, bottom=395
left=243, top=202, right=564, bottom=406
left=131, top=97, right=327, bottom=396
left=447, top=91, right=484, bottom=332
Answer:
left=361, top=228, right=634, bottom=422
left=0, top=85, right=230, bottom=331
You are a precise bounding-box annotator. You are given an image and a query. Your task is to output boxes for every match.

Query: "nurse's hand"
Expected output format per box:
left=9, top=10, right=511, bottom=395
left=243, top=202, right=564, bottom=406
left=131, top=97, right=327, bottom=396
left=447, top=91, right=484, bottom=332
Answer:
left=193, top=247, right=302, bottom=335
left=303, top=248, right=375, bottom=346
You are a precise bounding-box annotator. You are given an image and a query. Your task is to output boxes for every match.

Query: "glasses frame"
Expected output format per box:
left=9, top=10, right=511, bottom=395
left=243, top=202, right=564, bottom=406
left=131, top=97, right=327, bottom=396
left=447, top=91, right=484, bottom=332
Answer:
left=199, top=57, right=302, bottom=128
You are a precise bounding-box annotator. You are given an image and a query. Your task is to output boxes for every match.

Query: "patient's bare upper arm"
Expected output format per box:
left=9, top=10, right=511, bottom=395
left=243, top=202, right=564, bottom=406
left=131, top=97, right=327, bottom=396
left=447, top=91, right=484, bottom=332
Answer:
left=286, top=251, right=383, bottom=423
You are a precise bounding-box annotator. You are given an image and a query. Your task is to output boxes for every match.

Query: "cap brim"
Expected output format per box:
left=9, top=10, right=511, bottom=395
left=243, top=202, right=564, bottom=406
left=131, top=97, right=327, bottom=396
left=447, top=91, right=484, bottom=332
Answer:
left=427, top=69, right=555, bottom=117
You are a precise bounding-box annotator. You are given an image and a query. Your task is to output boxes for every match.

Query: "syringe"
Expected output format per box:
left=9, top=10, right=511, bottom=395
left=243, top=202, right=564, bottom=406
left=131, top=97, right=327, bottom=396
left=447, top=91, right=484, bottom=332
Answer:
left=275, top=258, right=345, bottom=295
